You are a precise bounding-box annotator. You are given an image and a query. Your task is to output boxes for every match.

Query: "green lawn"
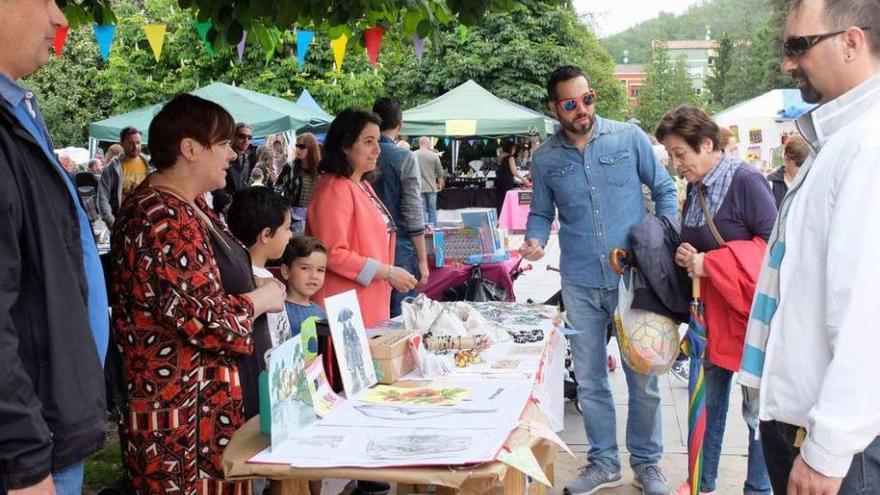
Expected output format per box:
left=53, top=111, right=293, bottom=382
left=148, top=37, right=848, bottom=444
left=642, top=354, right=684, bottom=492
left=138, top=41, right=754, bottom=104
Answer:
left=83, top=439, right=124, bottom=495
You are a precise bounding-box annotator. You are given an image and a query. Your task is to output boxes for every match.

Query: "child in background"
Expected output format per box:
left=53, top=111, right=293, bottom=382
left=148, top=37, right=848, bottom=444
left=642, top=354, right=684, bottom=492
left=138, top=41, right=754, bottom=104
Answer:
left=280, top=236, right=328, bottom=335
left=227, top=187, right=293, bottom=348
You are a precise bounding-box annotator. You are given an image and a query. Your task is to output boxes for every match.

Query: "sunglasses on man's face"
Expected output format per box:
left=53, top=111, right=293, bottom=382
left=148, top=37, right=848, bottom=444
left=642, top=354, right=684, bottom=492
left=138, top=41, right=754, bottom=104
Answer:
left=295, top=143, right=307, bottom=149
left=237, top=133, right=252, bottom=140
left=559, top=91, right=596, bottom=112
left=783, top=26, right=871, bottom=58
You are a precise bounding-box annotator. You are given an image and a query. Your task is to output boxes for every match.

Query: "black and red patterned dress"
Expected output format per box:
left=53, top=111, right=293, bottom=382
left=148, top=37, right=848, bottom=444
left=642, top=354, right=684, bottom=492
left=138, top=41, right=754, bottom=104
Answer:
left=111, top=183, right=255, bottom=495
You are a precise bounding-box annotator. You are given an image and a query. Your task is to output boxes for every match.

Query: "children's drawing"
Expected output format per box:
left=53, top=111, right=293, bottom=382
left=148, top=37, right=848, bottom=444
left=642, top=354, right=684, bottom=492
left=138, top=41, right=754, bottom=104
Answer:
left=325, top=290, right=377, bottom=398
left=353, top=404, right=497, bottom=421
left=366, top=434, right=471, bottom=460
left=300, top=315, right=321, bottom=361
left=305, top=357, right=344, bottom=417
left=268, top=338, right=316, bottom=449
left=360, top=386, right=470, bottom=406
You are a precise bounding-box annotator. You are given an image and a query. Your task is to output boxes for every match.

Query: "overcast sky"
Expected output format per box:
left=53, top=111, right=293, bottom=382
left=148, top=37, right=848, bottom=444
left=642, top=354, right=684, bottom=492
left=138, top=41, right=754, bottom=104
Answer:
left=573, top=0, right=707, bottom=38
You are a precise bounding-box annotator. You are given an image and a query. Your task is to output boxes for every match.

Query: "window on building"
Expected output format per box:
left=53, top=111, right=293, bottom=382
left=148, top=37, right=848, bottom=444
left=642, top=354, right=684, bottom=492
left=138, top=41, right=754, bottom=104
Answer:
left=708, top=56, right=716, bottom=66
left=630, top=85, right=641, bottom=97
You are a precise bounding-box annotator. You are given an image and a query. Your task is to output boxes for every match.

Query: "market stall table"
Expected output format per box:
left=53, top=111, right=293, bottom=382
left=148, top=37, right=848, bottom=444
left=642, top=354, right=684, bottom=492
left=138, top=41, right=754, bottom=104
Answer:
left=498, top=189, right=557, bottom=233
left=437, top=187, right=501, bottom=211
left=419, top=254, right=521, bottom=302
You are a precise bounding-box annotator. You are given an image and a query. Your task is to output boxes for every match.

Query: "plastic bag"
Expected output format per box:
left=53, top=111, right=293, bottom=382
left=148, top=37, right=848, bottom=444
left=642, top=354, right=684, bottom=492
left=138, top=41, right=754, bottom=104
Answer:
left=614, top=269, right=679, bottom=375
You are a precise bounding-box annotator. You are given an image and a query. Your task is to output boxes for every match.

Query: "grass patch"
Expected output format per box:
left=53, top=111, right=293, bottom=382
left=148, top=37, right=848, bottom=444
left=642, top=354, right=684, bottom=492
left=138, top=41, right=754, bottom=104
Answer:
left=84, top=439, right=124, bottom=495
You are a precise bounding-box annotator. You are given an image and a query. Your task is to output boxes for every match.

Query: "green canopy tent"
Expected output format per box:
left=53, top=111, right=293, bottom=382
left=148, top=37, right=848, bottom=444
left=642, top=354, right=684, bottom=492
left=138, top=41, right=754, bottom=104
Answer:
left=401, top=80, right=554, bottom=170
left=87, top=82, right=333, bottom=154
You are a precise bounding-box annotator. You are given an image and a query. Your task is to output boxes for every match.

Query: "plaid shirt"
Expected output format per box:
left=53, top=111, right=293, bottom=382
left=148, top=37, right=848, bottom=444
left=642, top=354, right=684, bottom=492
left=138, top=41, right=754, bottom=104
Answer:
left=684, top=152, right=738, bottom=228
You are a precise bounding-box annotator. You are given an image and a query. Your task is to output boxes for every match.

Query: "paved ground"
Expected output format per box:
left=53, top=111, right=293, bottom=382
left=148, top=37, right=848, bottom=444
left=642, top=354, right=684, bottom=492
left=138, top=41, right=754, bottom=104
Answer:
left=508, top=233, right=751, bottom=495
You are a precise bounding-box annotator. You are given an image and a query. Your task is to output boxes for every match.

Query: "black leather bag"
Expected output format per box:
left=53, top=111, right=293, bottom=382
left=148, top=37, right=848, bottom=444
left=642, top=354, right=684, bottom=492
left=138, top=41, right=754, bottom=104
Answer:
left=443, top=264, right=507, bottom=302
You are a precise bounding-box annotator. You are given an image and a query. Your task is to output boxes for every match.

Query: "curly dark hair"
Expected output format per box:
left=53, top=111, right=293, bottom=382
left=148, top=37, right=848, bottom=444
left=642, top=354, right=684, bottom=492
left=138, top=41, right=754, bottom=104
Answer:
left=319, top=108, right=382, bottom=178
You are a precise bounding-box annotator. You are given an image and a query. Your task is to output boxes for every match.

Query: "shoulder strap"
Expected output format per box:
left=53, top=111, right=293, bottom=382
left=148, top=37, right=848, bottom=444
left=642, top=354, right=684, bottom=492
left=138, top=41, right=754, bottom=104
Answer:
left=696, top=185, right=725, bottom=247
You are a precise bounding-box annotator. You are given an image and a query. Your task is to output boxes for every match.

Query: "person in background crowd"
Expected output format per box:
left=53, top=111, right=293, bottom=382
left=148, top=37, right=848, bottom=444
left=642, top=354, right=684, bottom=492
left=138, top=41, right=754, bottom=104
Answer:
left=307, top=108, right=418, bottom=328
left=495, top=140, right=532, bottom=212
left=0, top=1, right=109, bottom=493
left=415, top=136, right=445, bottom=226
left=767, top=134, right=810, bottom=208
left=741, top=0, right=880, bottom=493
left=88, top=156, right=104, bottom=177
left=272, top=137, right=287, bottom=168
left=719, top=127, right=739, bottom=157
left=370, top=97, right=429, bottom=318
left=275, top=132, right=321, bottom=233
left=657, top=105, right=776, bottom=495
left=111, top=94, right=285, bottom=495
left=213, top=122, right=255, bottom=213
left=98, top=126, right=151, bottom=227
left=250, top=165, right=266, bottom=187
left=104, top=142, right=124, bottom=165
left=520, top=65, right=678, bottom=495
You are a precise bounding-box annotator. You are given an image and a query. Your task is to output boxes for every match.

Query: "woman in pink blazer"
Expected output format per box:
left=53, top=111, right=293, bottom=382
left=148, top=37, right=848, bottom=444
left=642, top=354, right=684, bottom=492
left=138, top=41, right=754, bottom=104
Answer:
left=306, top=109, right=418, bottom=327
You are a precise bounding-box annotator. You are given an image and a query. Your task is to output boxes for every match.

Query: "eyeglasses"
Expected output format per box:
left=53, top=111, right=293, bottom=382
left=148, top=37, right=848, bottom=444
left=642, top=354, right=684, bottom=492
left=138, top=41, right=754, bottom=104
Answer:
left=237, top=133, right=252, bottom=140
left=559, top=91, right=596, bottom=112
left=295, top=143, right=307, bottom=149
left=783, top=26, right=871, bottom=58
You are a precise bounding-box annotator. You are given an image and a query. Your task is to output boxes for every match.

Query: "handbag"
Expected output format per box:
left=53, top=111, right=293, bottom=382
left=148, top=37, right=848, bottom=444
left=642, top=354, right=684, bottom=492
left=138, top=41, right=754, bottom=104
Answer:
left=442, top=265, right=507, bottom=302
left=614, top=268, right=680, bottom=375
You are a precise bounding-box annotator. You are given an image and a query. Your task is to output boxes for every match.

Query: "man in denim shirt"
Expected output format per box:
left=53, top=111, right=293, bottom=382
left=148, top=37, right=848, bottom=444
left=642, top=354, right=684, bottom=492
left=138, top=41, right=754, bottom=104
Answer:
left=521, top=66, right=678, bottom=495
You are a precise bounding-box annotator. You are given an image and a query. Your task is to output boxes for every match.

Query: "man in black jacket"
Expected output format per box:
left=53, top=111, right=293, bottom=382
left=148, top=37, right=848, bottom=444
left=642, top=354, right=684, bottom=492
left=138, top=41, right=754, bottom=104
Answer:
left=0, top=1, right=108, bottom=494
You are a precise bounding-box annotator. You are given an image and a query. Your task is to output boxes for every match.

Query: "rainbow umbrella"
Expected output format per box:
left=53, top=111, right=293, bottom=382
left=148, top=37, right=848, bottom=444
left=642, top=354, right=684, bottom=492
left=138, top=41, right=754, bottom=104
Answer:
left=682, top=277, right=708, bottom=495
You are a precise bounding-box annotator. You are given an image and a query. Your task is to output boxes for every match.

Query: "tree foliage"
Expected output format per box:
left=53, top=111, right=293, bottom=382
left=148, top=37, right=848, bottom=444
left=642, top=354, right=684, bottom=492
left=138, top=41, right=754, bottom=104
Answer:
left=634, top=49, right=698, bottom=133
left=26, top=0, right=624, bottom=147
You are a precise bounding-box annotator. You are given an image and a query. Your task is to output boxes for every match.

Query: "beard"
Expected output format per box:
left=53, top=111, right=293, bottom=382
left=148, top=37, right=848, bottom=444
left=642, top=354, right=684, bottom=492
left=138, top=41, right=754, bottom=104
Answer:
left=791, top=69, right=823, bottom=104
left=560, top=111, right=594, bottom=136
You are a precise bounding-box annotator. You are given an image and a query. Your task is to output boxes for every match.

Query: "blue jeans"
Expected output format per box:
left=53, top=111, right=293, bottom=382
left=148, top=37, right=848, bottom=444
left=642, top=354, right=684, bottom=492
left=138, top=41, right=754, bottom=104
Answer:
left=390, top=236, right=417, bottom=318
left=53, top=460, right=85, bottom=495
left=562, top=283, right=663, bottom=472
left=701, top=363, right=771, bottom=494
left=422, top=193, right=438, bottom=226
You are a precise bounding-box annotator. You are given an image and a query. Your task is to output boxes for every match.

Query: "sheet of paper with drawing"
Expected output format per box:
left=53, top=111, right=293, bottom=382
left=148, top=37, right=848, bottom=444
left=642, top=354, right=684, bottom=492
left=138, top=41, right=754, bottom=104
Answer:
left=325, top=290, right=377, bottom=398
left=267, top=338, right=316, bottom=451
left=306, top=357, right=344, bottom=417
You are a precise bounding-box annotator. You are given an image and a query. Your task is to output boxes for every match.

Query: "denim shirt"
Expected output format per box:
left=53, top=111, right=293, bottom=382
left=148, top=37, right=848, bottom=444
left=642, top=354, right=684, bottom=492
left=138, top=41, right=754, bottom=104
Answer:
left=525, top=116, right=679, bottom=289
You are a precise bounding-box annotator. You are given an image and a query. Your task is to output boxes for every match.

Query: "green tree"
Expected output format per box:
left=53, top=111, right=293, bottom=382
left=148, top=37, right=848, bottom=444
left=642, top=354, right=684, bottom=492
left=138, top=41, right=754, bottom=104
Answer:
left=705, top=32, right=734, bottom=107
left=635, top=49, right=697, bottom=133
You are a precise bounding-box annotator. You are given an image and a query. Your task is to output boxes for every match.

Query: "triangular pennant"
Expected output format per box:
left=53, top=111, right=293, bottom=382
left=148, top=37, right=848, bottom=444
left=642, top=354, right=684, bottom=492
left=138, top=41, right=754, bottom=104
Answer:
left=443, top=138, right=450, bottom=146
left=482, top=139, right=489, bottom=145
left=468, top=139, right=476, bottom=147
left=364, top=26, right=384, bottom=68
left=143, top=23, right=167, bottom=62
left=53, top=26, right=69, bottom=58
left=93, top=24, right=116, bottom=62
left=296, top=30, right=314, bottom=69
left=330, top=33, right=348, bottom=73
left=431, top=137, right=438, bottom=148
left=412, top=35, right=425, bottom=62
left=237, top=30, right=247, bottom=62
left=194, top=20, right=215, bottom=56
left=458, top=24, right=469, bottom=43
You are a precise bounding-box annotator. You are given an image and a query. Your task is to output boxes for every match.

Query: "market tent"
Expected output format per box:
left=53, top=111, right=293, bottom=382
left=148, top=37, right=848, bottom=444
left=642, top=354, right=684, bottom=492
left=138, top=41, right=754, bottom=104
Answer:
left=88, top=82, right=333, bottom=146
left=502, top=99, right=559, bottom=136
left=296, top=89, right=333, bottom=121
left=714, top=89, right=815, bottom=168
left=401, top=80, right=552, bottom=138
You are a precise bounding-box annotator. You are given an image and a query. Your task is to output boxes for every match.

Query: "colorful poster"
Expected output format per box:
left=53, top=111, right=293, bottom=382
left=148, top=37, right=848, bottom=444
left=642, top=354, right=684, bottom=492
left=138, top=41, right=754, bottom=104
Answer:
left=268, top=338, right=316, bottom=449
left=359, top=386, right=470, bottom=406
left=306, top=357, right=345, bottom=417
left=325, top=290, right=377, bottom=398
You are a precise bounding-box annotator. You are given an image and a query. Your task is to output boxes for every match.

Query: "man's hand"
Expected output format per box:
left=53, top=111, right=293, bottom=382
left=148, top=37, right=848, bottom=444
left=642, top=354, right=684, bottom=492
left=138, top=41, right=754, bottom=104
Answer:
left=9, top=475, right=55, bottom=495
left=417, top=261, right=430, bottom=288
left=787, top=455, right=844, bottom=495
left=518, top=238, right=545, bottom=261
left=675, top=242, right=697, bottom=268
left=685, top=252, right=706, bottom=278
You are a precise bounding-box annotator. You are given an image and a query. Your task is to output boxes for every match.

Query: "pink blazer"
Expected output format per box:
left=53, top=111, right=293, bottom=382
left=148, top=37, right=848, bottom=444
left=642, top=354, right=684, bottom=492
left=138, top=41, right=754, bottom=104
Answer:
left=306, top=175, right=395, bottom=327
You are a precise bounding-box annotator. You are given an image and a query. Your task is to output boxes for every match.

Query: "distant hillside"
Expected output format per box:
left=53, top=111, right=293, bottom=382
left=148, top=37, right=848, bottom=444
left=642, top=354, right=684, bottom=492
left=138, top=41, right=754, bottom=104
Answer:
left=602, top=0, right=772, bottom=64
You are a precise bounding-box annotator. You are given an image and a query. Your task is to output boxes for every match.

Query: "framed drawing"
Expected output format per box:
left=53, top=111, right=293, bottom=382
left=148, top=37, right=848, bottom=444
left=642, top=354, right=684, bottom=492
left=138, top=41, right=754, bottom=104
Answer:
left=325, top=290, right=378, bottom=398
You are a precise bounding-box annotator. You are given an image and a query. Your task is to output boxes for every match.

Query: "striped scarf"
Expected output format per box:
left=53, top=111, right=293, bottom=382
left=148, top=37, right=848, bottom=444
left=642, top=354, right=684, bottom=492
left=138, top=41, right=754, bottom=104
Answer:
left=738, top=154, right=814, bottom=389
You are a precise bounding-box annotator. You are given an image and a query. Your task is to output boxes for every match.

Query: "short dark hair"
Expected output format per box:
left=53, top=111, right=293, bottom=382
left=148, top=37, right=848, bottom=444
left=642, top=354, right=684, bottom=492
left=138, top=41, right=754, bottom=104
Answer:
left=320, top=108, right=382, bottom=178
left=501, top=140, right=516, bottom=155
left=148, top=94, right=236, bottom=170
left=654, top=105, right=720, bottom=153
left=789, top=0, right=880, bottom=56
left=372, top=97, right=403, bottom=131
left=120, top=127, right=140, bottom=143
left=226, top=187, right=290, bottom=247
left=546, top=66, right=589, bottom=101
left=235, top=122, right=250, bottom=133
left=282, top=236, right=327, bottom=267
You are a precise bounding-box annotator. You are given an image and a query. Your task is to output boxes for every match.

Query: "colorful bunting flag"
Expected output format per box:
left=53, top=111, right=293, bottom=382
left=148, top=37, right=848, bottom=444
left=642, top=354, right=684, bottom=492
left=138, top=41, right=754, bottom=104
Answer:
left=93, top=24, right=116, bottom=62
left=443, top=137, right=450, bottom=146
left=364, top=26, right=384, bottom=68
left=412, top=35, right=425, bottom=62
left=330, top=33, right=348, bottom=73
left=194, top=20, right=215, bottom=56
left=53, top=26, right=69, bottom=58
left=297, top=30, right=314, bottom=68
left=236, top=30, right=247, bottom=62
left=143, top=23, right=167, bottom=62
left=468, top=139, right=476, bottom=146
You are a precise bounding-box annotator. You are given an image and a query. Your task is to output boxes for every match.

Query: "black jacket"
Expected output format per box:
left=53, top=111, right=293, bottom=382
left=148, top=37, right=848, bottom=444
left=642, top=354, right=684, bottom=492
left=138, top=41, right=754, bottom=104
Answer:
left=0, top=104, right=106, bottom=490
left=627, top=214, right=691, bottom=323
left=767, top=166, right=787, bottom=210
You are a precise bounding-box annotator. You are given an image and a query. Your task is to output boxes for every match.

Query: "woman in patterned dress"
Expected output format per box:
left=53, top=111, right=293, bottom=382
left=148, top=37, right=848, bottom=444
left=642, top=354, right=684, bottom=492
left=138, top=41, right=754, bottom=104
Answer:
left=111, top=94, right=286, bottom=495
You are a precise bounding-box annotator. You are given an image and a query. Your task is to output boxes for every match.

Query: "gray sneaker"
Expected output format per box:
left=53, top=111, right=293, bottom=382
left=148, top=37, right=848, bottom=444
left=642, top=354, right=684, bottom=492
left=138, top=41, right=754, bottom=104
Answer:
left=632, top=463, right=671, bottom=495
left=563, top=464, right=623, bottom=495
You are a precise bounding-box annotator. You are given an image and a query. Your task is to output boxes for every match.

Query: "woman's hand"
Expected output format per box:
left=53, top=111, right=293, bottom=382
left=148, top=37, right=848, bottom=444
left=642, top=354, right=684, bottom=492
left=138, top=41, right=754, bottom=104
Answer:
left=685, top=252, right=706, bottom=278
left=386, top=265, right=418, bottom=292
left=247, top=278, right=286, bottom=315
left=675, top=242, right=697, bottom=268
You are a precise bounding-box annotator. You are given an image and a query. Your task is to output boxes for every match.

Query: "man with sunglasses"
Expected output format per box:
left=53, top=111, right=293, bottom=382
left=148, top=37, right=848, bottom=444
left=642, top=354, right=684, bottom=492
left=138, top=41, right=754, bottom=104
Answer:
left=520, top=65, right=678, bottom=495
left=213, top=122, right=256, bottom=212
left=738, top=0, right=880, bottom=494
